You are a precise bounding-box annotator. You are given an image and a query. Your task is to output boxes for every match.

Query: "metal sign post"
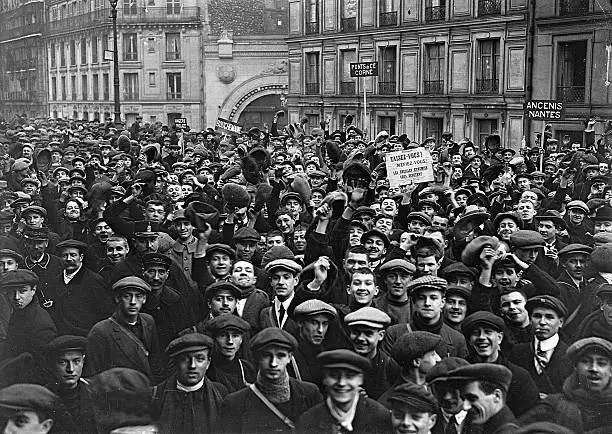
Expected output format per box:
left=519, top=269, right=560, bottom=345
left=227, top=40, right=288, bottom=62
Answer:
left=350, top=62, right=379, bottom=134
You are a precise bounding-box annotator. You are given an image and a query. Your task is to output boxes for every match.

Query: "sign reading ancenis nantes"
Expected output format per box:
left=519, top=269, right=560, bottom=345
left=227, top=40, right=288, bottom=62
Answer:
left=524, top=100, right=565, bottom=120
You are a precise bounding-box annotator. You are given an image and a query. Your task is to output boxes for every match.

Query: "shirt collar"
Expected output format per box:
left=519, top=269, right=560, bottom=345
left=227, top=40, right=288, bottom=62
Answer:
left=600, top=272, right=612, bottom=284
left=275, top=293, right=294, bottom=310
left=176, top=378, right=204, bottom=392
left=63, top=263, right=83, bottom=282
left=536, top=333, right=559, bottom=352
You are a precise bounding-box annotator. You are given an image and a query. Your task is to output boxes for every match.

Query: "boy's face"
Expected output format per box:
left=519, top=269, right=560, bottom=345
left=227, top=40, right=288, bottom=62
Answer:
left=347, top=272, right=378, bottom=305
left=349, top=325, right=384, bottom=357
left=492, top=266, right=519, bottom=291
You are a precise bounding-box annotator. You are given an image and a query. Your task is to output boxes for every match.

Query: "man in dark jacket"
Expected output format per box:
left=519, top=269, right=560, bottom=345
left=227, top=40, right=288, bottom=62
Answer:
left=217, top=328, right=322, bottom=433
left=297, top=349, right=392, bottom=433
left=388, top=383, right=440, bottom=434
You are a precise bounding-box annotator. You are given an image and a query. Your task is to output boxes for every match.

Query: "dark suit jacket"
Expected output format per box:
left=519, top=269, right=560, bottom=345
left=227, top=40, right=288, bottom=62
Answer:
left=509, top=339, right=572, bottom=395
left=86, top=312, right=162, bottom=381
left=259, top=300, right=299, bottom=337
left=241, top=289, right=270, bottom=333
left=297, top=395, right=392, bottom=434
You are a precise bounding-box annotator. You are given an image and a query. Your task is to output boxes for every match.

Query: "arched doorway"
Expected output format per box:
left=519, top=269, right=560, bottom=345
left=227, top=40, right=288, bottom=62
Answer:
left=237, top=94, right=287, bottom=131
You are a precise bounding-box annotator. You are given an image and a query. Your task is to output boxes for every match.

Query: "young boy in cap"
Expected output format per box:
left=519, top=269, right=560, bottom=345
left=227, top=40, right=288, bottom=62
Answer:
left=260, top=257, right=303, bottom=334
left=205, top=315, right=256, bottom=393
left=0, top=383, right=67, bottom=434
left=297, top=349, right=392, bottom=433
left=520, top=337, right=612, bottom=432
left=388, top=383, right=439, bottom=434
left=151, top=333, right=228, bottom=434
left=509, top=295, right=572, bottom=396
left=344, top=306, right=400, bottom=400
left=217, top=328, right=322, bottom=433
left=86, top=276, right=162, bottom=382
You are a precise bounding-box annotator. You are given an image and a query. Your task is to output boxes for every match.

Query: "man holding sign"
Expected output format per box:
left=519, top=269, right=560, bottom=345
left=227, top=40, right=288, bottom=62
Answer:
left=385, top=148, right=435, bottom=188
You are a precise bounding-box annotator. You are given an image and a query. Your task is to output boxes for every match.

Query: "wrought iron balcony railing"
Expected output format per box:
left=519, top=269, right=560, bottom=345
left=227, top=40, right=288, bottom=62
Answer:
left=379, top=81, right=396, bottom=95
left=425, top=6, right=445, bottom=21
left=476, top=78, right=499, bottom=93
left=478, top=0, right=502, bottom=16
left=379, top=11, right=398, bottom=27
left=341, top=17, right=356, bottom=32
left=560, top=0, right=589, bottom=16
left=556, top=85, right=585, bottom=102
left=167, top=92, right=182, bottom=100
left=424, top=80, right=444, bottom=94
left=305, top=21, right=319, bottom=34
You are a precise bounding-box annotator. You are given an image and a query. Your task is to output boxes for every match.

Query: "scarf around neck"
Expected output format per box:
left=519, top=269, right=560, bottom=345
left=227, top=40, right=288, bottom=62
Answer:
left=326, top=394, right=359, bottom=432
left=255, top=371, right=290, bottom=403
left=413, top=312, right=443, bottom=334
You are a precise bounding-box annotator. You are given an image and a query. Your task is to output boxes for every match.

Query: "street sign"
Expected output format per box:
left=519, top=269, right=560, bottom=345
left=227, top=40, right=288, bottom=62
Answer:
left=103, top=50, right=114, bottom=61
left=174, top=118, right=187, bottom=130
left=350, top=62, right=379, bottom=77
left=524, top=100, right=565, bottom=120
left=386, top=149, right=435, bottom=187
left=215, top=117, right=243, bottom=135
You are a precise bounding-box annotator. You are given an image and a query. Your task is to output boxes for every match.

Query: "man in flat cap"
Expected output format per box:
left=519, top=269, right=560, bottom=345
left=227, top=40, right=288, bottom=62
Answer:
left=217, top=328, right=322, bottom=433
left=0, top=383, right=68, bottom=433
left=19, top=205, right=61, bottom=254
left=375, top=259, right=415, bottom=325
left=291, top=299, right=338, bottom=385
left=298, top=349, right=392, bottom=433
left=150, top=333, right=228, bottom=434
left=556, top=243, right=592, bottom=315
left=461, top=311, right=538, bottom=417
left=0, top=269, right=57, bottom=360
left=47, top=239, right=113, bottom=336
left=443, top=285, right=471, bottom=332
left=388, top=383, right=439, bottom=434
left=520, top=337, right=612, bottom=432
left=0, top=249, right=21, bottom=346
left=201, top=243, right=235, bottom=286
left=21, top=227, right=62, bottom=308
left=86, top=276, right=162, bottom=381
left=260, top=257, right=303, bottom=334
left=449, top=363, right=518, bottom=433
left=509, top=295, right=572, bottom=396
left=43, top=335, right=97, bottom=433
left=169, top=209, right=203, bottom=281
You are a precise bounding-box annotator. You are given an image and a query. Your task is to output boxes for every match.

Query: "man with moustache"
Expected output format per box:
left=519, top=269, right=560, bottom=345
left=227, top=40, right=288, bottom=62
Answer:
left=297, top=349, right=392, bottom=433
left=556, top=244, right=592, bottom=315
left=229, top=260, right=269, bottom=333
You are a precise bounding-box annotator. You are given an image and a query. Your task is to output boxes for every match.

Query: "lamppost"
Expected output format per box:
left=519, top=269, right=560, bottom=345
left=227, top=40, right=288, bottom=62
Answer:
left=109, top=0, right=121, bottom=126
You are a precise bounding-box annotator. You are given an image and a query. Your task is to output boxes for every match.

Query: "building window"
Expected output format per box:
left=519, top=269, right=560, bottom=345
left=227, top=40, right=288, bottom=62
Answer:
left=476, top=39, right=500, bottom=93
left=340, top=49, right=357, bottom=95
left=103, top=73, right=110, bottom=100
left=71, top=75, right=77, bottom=101
left=51, top=77, right=57, bottom=100
left=123, top=0, right=137, bottom=15
left=379, top=0, right=398, bottom=27
left=477, top=119, right=498, bottom=151
left=379, top=46, right=397, bottom=95
left=51, top=43, right=56, bottom=68
left=93, top=74, right=99, bottom=100
left=305, top=52, right=320, bottom=94
left=82, top=75, right=88, bottom=100
left=560, top=0, right=589, bottom=16
left=102, top=34, right=109, bottom=62
left=166, top=33, right=181, bottom=60
left=61, top=76, right=66, bottom=100
left=123, top=73, right=139, bottom=100
left=424, top=43, right=444, bottom=94
left=305, top=0, right=319, bottom=34
left=60, top=42, right=66, bottom=67
left=123, top=33, right=138, bottom=61
left=305, top=114, right=320, bottom=131
left=80, top=38, right=87, bottom=65
left=92, top=36, right=98, bottom=63
left=425, top=0, right=445, bottom=21
left=556, top=40, right=587, bottom=103
left=379, top=116, right=396, bottom=135
left=341, top=0, right=357, bottom=32
left=167, top=0, right=181, bottom=14
left=70, top=40, right=76, bottom=66
left=424, top=118, right=443, bottom=143
left=167, top=73, right=182, bottom=99
left=479, top=0, right=501, bottom=16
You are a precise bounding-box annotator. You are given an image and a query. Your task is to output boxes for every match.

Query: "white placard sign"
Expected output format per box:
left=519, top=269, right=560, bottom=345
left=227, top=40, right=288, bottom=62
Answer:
left=386, top=149, right=435, bottom=187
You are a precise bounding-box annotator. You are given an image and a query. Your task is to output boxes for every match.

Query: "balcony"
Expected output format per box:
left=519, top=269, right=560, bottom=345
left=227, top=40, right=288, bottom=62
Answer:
left=305, top=21, right=319, bottom=34
left=166, top=52, right=181, bottom=61
left=560, top=0, right=589, bottom=16
left=379, top=81, right=396, bottom=95
left=478, top=0, right=502, bottom=16
left=424, top=80, right=444, bottom=94
left=476, top=78, right=499, bottom=93
left=167, top=92, right=182, bottom=100
left=305, top=82, right=319, bottom=95
left=0, top=22, right=44, bottom=41
left=340, top=82, right=356, bottom=95
left=379, top=11, right=398, bottom=27
left=557, top=85, right=585, bottom=102
left=123, top=92, right=139, bottom=101
left=341, top=17, right=356, bottom=32
left=1, top=91, right=45, bottom=102
left=425, top=6, right=445, bottom=21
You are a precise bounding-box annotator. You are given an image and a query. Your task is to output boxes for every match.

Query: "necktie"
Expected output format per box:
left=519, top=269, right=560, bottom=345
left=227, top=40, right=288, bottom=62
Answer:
left=278, top=304, right=286, bottom=326
left=445, top=415, right=458, bottom=434
left=535, top=340, right=548, bottom=373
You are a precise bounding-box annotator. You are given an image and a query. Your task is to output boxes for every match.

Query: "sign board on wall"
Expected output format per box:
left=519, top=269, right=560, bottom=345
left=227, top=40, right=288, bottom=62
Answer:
left=386, top=149, right=435, bottom=187
left=215, top=117, right=243, bottom=135
left=523, top=100, right=565, bottom=120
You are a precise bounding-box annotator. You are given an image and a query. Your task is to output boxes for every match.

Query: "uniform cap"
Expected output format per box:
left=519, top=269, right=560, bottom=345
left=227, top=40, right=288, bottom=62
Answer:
left=566, top=337, right=612, bottom=364
left=392, top=331, right=442, bottom=365
left=317, top=349, right=371, bottom=373
left=407, top=276, right=448, bottom=296
left=205, top=315, right=251, bottom=335
left=447, top=363, right=513, bottom=392
left=510, top=230, right=545, bottom=249
left=166, top=333, right=214, bottom=358
left=525, top=295, right=568, bottom=318
left=112, top=276, right=151, bottom=294
left=250, top=328, right=298, bottom=354
left=142, top=252, right=172, bottom=269
left=387, top=383, right=439, bottom=414
left=0, top=384, right=60, bottom=413
left=344, top=306, right=391, bottom=329
left=133, top=221, right=160, bottom=238
left=379, top=259, right=416, bottom=275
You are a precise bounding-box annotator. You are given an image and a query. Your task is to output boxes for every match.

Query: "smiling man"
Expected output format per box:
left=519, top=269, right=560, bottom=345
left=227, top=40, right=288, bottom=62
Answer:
left=388, top=383, right=439, bottom=434
left=260, top=257, right=302, bottom=335
left=375, top=259, right=415, bottom=325
left=556, top=244, right=592, bottom=314
left=361, top=229, right=389, bottom=270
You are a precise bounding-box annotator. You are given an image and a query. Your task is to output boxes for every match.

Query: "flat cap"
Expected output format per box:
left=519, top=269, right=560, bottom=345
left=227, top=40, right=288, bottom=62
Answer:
left=441, top=262, right=477, bottom=278
left=0, top=384, right=60, bottom=413
left=44, top=335, right=87, bottom=356
left=265, top=258, right=302, bottom=275
left=426, top=357, right=470, bottom=384
left=388, top=383, right=439, bottom=414
left=392, top=331, right=442, bottom=364
left=361, top=229, right=390, bottom=249
left=0, top=269, right=38, bottom=288
left=526, top=295, right=568, bottom=318
left=142, top=252, right=172, bottom=269
left=447, top=363, right=513, bottom=392
left=593, top=206, right=612, bottom=222
left=204, top=281, right=241, bottom=300
left=112, top=276, right=151, bottom=294
left=22, top=226, right=49, bottom=241
left=294, top=299, right=337, bottom=319
left=407, top=276, right=448, bottom=296
left=317, top=349, right=371, bottom=374
left=133, top=221, right=161, bottom=238
left=407, top=211, right=432, bottom=226
left=591, top=244, right=612, bottom=273
left=205, top=315, right=251, bottom=335
left=21, top=205, right=46, bottom=217
left=233, top=227, right=260, bottom=243
left=461, top=311, right=505, bottom=336
left=0, top=249, right=23, bottom=263
left=510, top=230, right=545, bottom=249
left=557, top=243, right=592, bottom=258
left=446, top=285, right=472, bottom=300
left=166, top=333, right=214, bottom=358
left=566, top=337, right=612, bottom=364
left=379, top=259, right=416, bottom=275
left=595, top=283, right=612, bottom=299
left=566, top=200, right=589, bottom=214
left=251, top=328, right=298, bottom=354
left=56, top=239, right=88, bottom=252
left=344, top=306, right=391, bottom=329
left=206, top=243, right=236, bottom=260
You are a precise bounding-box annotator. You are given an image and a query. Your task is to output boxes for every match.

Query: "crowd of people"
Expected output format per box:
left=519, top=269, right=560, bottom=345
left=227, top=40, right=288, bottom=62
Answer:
left=0, top=113, right=611, bottom=433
